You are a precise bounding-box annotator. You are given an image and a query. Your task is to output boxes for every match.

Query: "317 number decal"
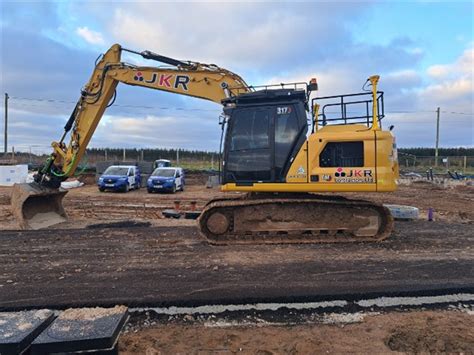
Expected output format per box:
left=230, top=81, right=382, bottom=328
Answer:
left=277, top=106, right=292, bottom=115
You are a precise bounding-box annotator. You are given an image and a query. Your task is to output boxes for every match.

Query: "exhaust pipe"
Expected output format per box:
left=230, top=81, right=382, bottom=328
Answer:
left=11, top=183, right=68, bottom=230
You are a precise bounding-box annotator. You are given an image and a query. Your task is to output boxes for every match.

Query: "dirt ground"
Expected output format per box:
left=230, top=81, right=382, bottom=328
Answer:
left=1, top=176, right=473, bottom=353
left=119, top=310, right=474, bottom=354
left=1, top=177, right=473, bottom=230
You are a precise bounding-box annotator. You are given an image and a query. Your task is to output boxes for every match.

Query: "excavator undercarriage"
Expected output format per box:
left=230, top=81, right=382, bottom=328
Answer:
left=199, top=193, right=393, bottom=244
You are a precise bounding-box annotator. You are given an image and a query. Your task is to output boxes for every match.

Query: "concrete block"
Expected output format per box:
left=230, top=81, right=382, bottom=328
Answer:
left=0, top=310, right=54, bottom=355
left=30, top=306, right=128, bottom=355
left=0, top=165, right=28, bottom=186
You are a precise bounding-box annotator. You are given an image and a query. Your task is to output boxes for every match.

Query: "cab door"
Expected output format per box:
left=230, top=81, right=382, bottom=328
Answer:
left=223, top=103, right=307, bottom=184
left=224, top=107, right=272, bottom=183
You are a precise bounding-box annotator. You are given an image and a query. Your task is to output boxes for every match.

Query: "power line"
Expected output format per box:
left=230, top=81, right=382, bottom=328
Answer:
left=9, top=95, right=473, bottom=115
left=8, top=96, right=216, bottom=112
left=440, top=111, right=473, bottom=115
left=7, top=96, right=474, bottom=116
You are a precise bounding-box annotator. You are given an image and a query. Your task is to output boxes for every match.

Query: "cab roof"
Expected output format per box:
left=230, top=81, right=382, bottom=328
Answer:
left=223, top=89, right=307, bottom=106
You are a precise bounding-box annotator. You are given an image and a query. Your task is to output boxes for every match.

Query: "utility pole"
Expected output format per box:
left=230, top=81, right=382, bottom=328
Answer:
left=435, top=107, right=440, bottom=167
left=176, top=149, right=180, bottom=165
left=4, top=93, right=8, bottom=156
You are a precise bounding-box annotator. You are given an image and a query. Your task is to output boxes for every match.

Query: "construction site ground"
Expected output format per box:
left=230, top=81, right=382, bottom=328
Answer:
left=0, top=176, right=473, bottom=353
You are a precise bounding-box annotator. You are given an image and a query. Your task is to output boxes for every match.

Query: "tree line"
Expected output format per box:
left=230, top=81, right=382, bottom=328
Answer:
left=11, top=147, right=474, bottom=161
left=398, top=147, right=474, bottom=157
left=85, top=147, right=216, bottom=161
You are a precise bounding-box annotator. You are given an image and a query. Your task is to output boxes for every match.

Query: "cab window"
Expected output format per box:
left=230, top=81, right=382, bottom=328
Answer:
left=319, top=141, right=364, bottom=167
left=229, top=108, right=270, bottom=151
left=226, top=107, right=271, bottom=181
left=275, top=105, right=299, bottom=178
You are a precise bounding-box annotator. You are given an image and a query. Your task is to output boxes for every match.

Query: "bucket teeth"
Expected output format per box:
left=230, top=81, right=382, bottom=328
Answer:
left=11, top=183, right=68, bottom=230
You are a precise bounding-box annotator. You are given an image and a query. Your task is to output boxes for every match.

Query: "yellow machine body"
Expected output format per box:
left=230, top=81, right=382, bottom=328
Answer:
left=222, top=125, right=398, bottom=193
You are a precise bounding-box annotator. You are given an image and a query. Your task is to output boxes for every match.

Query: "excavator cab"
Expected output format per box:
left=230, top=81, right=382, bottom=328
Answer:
left=222, top=88, right=309, bottom=184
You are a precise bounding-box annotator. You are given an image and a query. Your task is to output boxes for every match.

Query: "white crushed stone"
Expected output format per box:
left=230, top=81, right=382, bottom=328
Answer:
left=320, top=312, right=376, bottom=324
left=356, top=293, right=474, bottom=308
left=136, top=300, right=348, bottom=316
left=59, top=306, right=127, bottom=321
left=17, top=322, right=33, bottom=331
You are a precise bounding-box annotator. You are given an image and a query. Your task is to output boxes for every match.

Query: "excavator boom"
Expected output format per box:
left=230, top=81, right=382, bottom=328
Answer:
left=12, top=44, right=251, bottom=229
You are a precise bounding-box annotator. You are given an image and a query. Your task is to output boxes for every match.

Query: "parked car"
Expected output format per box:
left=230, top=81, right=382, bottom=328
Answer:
left=153, top=159, right=171, bottom=169
left=98, top=165, right=141, bottom=192
left=147, top=167, right=184, bottom=193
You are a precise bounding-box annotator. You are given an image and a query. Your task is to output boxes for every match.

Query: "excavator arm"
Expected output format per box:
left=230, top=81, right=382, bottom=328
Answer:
left=11, top=44, right=251, bottom=229
left=40, top=44, right=250, bottom=187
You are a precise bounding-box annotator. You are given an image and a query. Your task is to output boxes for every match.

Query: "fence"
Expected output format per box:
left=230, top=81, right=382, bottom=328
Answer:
left=7, top=147, right=474, bottom=174
left=5, top=149, right=218, bottom=171
left=399, top=154, right=474, bottom=172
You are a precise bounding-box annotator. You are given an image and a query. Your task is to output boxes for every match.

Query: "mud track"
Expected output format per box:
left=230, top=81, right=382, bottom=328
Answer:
left=0, top=220, right=473, bottom=311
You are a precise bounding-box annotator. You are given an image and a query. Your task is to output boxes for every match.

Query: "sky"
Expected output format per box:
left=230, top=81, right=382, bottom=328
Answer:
left=0, top=0, right=473, bottom=154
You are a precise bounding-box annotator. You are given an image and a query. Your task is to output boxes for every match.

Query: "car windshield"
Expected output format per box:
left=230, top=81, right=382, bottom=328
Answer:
left=155, top=160, right=171, bottom=167
left=152, top=169, right=176, bottom=177
left=104, top=167, right=130, bottom=175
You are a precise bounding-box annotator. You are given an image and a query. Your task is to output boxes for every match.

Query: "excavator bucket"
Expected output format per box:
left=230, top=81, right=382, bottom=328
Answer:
left=11, top=183, right=68, bottom=230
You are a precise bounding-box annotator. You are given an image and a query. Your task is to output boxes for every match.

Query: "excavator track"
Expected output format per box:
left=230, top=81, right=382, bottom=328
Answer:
left=198, top=193, right=394, bottom=245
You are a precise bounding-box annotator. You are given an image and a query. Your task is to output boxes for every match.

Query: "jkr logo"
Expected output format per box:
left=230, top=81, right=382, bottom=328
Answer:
left=134, top=72, right=145, bottom=82
left=133, top=72, right=190, bottom=91
left=335, top=167, right=372, bottom=177
left=335, top=167, right=347, bottom=177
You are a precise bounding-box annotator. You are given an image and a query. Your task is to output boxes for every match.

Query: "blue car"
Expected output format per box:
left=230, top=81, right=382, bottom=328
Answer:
left=98, top=165, right=141, bottom=192
left=147, top=167, right=184, bottom=193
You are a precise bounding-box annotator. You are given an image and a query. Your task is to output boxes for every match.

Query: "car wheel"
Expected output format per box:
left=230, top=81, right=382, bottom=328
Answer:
left=99, top=187, right=105, bottom=192
left=180, top=184, right=184, bottom=191
left=147, top=188, right=153, bottom=193
left=171, top=184, right=176, bottom=194
left=124, top=184, right=129, bottom=193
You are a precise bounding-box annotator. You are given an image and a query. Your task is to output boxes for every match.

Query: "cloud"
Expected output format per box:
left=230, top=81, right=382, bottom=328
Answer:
left=1, top=2, right=472, bottom=150
left=427, top=46, right=473, bottom=80
left=91, top=113, right=222, bottom=151
left=76, top=26, right=105, bottom=45
left=385, top=70, right=422, bottom=88
left=100, top=2, right=372, bottom=77
left=420, top=46, right=473, bottom=106
left=0, top=28, right=96, bottom=100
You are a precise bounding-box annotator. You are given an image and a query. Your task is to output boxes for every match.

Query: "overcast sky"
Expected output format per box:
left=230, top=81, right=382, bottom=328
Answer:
left=0, top=1, right=473, bottom=154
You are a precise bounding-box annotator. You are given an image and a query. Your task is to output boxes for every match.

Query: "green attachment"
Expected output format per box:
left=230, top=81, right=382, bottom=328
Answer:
left=50, top=153, right=78, bottom=178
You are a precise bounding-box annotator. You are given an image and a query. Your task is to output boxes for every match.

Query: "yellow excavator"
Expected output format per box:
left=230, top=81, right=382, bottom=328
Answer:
left=11, top=44, right=399, bottom=244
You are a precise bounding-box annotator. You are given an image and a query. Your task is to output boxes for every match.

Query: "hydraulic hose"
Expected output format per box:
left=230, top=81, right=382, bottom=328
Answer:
left=50, top=153, right=78, bottom=178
